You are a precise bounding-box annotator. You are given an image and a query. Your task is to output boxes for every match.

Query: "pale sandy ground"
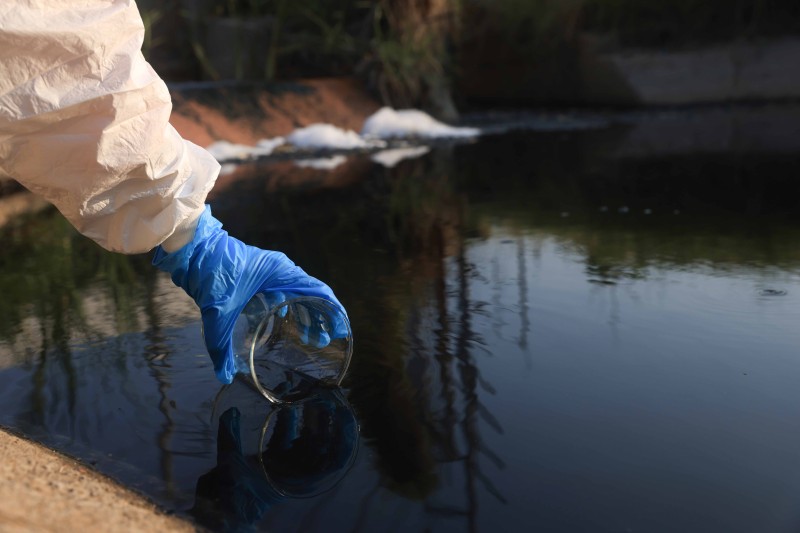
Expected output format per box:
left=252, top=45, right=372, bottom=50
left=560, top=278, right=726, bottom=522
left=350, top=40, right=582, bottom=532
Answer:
left=0, top=428, right=197, bottom=533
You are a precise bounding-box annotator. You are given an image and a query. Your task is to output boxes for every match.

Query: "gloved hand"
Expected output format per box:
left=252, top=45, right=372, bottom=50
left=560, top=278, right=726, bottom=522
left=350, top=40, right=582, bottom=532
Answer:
left=152, top=206, right=346, bottom=384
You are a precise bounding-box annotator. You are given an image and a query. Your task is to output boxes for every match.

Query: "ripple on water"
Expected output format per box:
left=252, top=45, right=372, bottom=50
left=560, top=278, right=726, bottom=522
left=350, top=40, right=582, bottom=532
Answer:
left=758, top=288, right=788, bottom=297
left=674, top=274, right=800, bottom=335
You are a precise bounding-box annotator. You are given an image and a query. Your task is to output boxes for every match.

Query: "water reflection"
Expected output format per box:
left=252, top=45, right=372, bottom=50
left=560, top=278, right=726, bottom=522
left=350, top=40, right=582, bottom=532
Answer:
left=3, top=116, right=800, bottom=531
left=194, top=389, right=358, bottom=532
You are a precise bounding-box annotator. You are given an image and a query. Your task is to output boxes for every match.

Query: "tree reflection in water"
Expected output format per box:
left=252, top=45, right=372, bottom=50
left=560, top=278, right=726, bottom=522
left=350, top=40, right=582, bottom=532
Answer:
left=3, top=122, right=800, bottom=530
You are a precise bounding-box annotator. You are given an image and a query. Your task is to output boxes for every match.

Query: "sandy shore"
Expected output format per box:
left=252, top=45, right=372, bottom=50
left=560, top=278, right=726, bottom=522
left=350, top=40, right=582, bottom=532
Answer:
left=0, top=428, right=196, bottom=532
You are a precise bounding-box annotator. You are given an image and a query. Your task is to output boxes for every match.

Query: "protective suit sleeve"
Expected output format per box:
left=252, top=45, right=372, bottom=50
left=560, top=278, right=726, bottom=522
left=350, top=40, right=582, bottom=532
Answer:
left=0, top=0, right=219, bottom=253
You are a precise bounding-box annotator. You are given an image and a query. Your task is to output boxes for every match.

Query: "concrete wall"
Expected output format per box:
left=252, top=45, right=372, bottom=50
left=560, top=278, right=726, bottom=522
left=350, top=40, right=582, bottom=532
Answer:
left=461, top=36, right=800, bottom=107
left=582, top=38, right=800, bottom=106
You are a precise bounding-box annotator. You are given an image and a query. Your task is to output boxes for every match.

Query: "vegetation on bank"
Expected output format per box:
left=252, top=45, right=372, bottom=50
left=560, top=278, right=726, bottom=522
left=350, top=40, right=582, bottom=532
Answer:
left=478, top=0, right=800, bottom=50
left=139, top=0, right=800, bottom=111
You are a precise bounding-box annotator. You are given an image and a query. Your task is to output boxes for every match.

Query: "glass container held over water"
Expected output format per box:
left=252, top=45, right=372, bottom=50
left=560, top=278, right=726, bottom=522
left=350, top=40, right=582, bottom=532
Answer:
left=231, top=293, right=353, bottom=403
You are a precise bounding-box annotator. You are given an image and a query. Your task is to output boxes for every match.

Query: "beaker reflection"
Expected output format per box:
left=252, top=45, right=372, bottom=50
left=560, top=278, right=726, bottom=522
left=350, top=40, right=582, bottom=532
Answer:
left=193, top=388, right=359, bottom=530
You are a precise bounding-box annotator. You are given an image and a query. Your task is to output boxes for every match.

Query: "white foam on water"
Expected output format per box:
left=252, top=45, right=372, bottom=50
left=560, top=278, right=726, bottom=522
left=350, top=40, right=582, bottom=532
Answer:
left=256, top=137, right=287, bottom=153
left=205, top=107, right=479, bottom=166
left=371, top=146, right=431, bottom=168
left=287, top=124, right=375, bottom=150
left=294, top=155, right=349, bottom=170
left=207, top=138, right=285, bottom=162
left=362, top=107, right=481, bottom=139
left=218, top=163, right=240, bottom=176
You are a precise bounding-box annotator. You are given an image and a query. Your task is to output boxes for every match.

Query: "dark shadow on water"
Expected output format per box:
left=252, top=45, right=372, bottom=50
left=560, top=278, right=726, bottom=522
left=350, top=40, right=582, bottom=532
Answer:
left=192, top=388, right=358, bottom=532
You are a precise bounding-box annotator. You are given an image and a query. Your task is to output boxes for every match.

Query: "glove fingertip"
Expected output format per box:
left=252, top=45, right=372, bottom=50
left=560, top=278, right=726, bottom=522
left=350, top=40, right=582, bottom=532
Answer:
left=316, top=331, right=331, bottom=349
left=214, top=351, right=237, bottom=385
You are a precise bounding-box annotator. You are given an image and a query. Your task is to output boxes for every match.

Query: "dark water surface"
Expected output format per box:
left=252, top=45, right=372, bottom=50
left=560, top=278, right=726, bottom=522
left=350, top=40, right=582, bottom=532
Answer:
left=3, top=110, right=800, bottom=532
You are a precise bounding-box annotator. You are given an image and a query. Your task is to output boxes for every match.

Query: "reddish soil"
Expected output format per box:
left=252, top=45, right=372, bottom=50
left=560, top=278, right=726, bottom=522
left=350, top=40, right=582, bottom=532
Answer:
left=169, top=77, right=382, bottom=148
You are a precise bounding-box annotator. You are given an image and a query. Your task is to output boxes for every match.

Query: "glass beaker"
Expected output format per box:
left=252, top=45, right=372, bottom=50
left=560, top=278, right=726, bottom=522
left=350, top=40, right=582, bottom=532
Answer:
left=232, top=293, right=353, bottom=403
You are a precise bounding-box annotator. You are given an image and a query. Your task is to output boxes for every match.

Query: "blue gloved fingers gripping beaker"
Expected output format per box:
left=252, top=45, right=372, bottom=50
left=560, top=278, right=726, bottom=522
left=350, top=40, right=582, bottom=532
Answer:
left=261, top=291, right=288, bottom=319
left=290, top=299, right=335, bottom=349
left=246, top=296, right=352, bottom=404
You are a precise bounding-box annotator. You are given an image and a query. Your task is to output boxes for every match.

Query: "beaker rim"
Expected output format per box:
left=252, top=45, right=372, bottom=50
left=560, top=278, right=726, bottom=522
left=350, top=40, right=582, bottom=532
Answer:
left=249, top=295, right=353, bottom=404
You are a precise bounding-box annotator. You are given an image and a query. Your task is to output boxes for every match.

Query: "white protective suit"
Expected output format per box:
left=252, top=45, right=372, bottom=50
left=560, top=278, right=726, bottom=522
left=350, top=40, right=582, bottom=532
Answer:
left=0, top=0, right=219, bottom=253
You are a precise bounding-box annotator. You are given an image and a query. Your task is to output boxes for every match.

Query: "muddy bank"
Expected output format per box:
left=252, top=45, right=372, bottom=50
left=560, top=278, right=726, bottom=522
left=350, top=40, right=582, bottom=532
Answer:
left=168, top=77, right=381, bottom=148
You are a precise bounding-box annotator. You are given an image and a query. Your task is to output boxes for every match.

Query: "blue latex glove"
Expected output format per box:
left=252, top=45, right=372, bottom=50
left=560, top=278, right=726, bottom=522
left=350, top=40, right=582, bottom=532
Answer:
left=152, top=206, right=346, bottom=384
left=259, top=292, right=343, bottom=349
